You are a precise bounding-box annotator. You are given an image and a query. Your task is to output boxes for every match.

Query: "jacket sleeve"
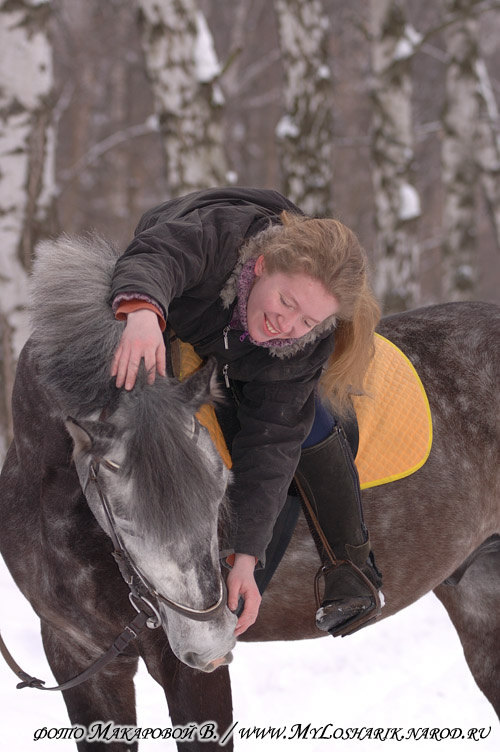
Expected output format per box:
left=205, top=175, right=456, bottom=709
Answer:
left=228, top=370, right=320, bottom=564
left=109, top=208, right=233, bottom=317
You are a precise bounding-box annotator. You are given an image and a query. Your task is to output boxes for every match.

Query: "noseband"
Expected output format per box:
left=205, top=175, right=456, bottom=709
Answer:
left=86, top=457, right=227, bottom=624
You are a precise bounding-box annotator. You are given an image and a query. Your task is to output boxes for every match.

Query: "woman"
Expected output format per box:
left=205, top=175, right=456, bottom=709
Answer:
left=109, top=186, right=382, bottom=638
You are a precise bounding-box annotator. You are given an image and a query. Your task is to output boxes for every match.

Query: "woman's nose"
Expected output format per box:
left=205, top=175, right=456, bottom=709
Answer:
left=279, top=311, right=299, bottom=335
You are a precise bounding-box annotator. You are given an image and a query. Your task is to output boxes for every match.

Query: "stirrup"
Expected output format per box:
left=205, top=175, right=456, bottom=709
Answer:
left=314, top=561, right=383, bottom=638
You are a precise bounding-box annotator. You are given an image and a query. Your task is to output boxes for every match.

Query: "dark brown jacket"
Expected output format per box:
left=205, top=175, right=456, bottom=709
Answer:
left=110, top=187, right=335, bottom=563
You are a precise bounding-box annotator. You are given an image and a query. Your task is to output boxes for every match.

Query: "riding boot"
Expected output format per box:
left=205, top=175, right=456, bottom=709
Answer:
left=294, top=424, right=383, bottom=637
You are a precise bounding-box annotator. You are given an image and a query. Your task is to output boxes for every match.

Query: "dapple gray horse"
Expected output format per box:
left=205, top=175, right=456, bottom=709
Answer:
left=0, top=234, right=498, bottom=751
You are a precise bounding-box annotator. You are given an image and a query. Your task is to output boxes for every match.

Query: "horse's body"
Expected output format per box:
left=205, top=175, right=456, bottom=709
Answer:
left=0, top=235, right=499, bottom=751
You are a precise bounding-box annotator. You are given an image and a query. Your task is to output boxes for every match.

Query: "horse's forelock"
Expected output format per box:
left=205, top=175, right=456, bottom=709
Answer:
left=120, top=376, right=226, bottom=544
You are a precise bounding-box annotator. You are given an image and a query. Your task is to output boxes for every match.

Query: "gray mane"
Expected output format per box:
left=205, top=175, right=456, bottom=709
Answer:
left=29, top=233, right=125, bottom=416
left=118, top=374, right=226, bottom=544
left=29, top=233, right=226, bottom=542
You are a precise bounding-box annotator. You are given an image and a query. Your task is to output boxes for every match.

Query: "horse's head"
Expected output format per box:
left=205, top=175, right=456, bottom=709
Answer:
left=65, top=361, right=237, bottom=672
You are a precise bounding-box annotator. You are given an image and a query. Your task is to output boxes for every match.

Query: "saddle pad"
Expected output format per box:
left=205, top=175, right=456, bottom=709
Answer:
left=176, top=340, right=233, bottom=470
left=352, top=333, right=432, bottom=489
left=174, top=334, right=433, bottom=487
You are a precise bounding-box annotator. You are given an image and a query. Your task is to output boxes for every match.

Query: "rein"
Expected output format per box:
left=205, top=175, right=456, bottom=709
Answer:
left=0, top=452, right=226, bottom=692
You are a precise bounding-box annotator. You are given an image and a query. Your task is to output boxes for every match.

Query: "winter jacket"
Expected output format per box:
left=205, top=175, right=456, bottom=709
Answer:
left=109, top=187, right=336, bottom=563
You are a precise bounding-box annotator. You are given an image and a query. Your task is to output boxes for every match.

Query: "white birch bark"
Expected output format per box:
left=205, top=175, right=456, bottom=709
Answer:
left=136, top=0, right=228, bottom=196
left=474, top=57, right=500, bottom=250
left=273, top=0, right=333, bottom=217
left=0, top=0, right=56, bottom=459
left=441, top=0, right=480, bottom=300
left=369, top=0, right=421, bottom=312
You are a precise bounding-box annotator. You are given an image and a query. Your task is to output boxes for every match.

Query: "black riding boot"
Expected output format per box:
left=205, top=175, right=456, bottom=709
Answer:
left=294, top=424, right=383, bottom=637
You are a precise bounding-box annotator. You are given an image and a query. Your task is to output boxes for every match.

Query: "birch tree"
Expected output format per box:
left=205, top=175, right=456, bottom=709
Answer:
left=474, top=56, right=500, bottom=250
left=369, top=0, right=421, bottom=312
left=0, top=0, right=56, bottom=460
left=273, top=0, right=334, bottom=216
left=441, top=0, right=481, bottom=300
left=136, top=0, right=228, bottom=196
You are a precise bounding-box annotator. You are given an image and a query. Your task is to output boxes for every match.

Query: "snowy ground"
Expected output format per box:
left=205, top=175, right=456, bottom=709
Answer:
left=1, top=555, right=498, bottom=751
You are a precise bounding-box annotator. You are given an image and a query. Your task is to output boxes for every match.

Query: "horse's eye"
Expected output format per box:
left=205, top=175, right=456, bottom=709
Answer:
left=103, top=458, right=121, bottom=472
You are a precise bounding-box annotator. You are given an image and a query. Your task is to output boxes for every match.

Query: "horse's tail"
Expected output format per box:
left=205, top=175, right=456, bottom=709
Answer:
left=29, top=233, right=124, bottom=415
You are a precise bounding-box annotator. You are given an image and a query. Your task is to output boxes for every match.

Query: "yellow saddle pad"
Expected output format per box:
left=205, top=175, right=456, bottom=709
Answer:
left=175, top=340, right=233, bottom=470
left=352, top=333, right=432, bottom=489
left=175, top=333, right=432, bottom=487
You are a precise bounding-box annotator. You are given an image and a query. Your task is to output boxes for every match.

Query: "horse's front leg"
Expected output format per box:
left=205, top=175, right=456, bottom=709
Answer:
left=138, top=630, right=234, bottom=752
left=40, top=621, right=139, bottom=752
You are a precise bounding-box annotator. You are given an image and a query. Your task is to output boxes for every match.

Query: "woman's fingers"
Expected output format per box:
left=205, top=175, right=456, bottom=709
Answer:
left=111, top=309, right=165, bottom=390
left=227, top=554, right=262, bottom=637
left=234, top=581, right=261, bottom=636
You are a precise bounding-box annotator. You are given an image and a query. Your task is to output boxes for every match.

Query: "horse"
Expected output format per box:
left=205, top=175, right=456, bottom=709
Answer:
left=0, top=233, right=498, bottom=752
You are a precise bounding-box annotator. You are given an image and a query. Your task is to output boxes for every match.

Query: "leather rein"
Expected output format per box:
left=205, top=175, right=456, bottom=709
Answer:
left=0, top=450, right=227, bottom=692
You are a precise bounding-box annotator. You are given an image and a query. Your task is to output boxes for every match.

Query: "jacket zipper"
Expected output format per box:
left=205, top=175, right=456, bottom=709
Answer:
left=222, top=325, right=231, bottom=387
left=223, top=325, right=231, bottom=350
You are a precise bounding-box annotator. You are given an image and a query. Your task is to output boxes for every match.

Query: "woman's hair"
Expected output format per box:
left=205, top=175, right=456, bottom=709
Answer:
left=261, top=211, right=380, bottom=416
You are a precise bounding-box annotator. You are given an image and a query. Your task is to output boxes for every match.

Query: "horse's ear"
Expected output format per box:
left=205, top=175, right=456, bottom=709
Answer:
left=65, top=416, right=94, bottom=454
left=178, top=358, right=223, bottom=410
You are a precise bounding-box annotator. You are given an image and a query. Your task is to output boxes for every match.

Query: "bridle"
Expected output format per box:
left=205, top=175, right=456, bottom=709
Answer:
left=86, top=455, right=227, bottom=623
left=0, top=447, right=227, bottom=692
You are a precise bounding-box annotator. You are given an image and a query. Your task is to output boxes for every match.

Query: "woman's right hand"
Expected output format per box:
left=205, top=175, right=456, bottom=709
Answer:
left=111, top=309, right=166, bottom=390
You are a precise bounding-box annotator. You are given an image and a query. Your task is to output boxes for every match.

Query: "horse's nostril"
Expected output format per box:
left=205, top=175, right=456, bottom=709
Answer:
left=183, top=651, right=233, bottom=672
left=209, top=655, right=228, bottom=670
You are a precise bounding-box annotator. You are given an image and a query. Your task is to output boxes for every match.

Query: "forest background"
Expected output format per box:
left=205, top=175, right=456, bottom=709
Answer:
left=1, top=0, right=499, bottom=458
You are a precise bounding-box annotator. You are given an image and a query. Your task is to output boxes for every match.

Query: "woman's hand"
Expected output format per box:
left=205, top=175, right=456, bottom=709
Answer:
left=227, top=553, right=262, bottom=637
left=111, top=309, right=166, bottom=390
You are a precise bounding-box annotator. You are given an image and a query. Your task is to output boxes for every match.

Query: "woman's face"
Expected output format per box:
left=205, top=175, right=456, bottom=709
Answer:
left=246, top=255, right=339, bottom=343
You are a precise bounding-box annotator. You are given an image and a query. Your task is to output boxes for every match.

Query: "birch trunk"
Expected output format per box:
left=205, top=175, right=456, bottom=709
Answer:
left=0, top=0, right=56, bottom=460
left=273, top=0, right=333, bottom=216
left=474, top=57, right=500, bottom=250
left=136, top=0, right=228, bottom=196
left=369, top=0, right=421, bottom=313
left=441, top=0, right=480, bottom=300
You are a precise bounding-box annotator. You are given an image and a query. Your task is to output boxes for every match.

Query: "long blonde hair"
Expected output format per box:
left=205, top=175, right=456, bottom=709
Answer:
left=262, top=211, right=380, bottom=416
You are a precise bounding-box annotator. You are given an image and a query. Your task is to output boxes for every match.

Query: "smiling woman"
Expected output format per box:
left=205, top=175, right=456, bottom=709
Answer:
left=109, top=186, right=382, bottom=640
left=246, top=257, right=339, bottom=343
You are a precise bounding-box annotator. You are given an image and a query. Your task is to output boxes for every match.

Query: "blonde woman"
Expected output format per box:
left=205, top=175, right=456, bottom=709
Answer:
left=110, top=187, right=382, bottom=638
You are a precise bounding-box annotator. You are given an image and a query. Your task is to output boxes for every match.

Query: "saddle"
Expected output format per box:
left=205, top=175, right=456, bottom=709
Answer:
left=171, top=332, right=432, bottom=596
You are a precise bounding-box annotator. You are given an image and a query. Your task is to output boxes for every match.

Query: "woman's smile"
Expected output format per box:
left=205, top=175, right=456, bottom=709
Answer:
left=246, top=255, right=339, bottom=343
left=264, top=314, right=281, bottom=336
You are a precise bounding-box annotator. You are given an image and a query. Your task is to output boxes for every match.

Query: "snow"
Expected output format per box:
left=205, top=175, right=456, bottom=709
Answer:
left=276, top=115, right=300, bottom=140
left=0, top=555, right=498, bottom=751
left=394, top=25, right=423, bottom=62
left=194, top=11, right=221, bottom=83
left=226, top=171, right=239, bottom=185
left=399, top=182, right=421, bottom=221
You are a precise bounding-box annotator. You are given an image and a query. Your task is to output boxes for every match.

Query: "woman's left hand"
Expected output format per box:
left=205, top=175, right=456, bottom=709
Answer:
left=227, top=553, right=262, bottom=636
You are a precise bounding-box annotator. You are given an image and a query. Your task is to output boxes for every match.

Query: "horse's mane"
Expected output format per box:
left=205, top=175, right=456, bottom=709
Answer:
left=29, top=232, right=124, bottom=416
left=119, top=376, right=228, bottom=543
left=29, top=234, right=227, bottom=541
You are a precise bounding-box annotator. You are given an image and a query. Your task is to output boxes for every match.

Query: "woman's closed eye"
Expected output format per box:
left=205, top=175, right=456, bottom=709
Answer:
left=280, top=294, right=293, bottom=309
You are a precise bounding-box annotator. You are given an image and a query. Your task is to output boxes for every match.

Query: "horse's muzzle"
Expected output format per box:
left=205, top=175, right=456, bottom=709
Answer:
left=183, top=649, right=234, bottom=673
